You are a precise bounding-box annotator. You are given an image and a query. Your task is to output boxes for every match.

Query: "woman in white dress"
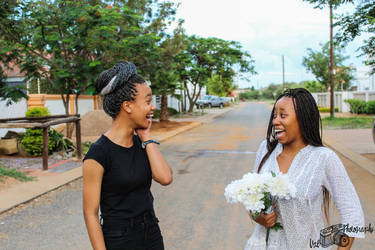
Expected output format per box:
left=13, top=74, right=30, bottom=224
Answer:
left=245, top=88, right=365, bottom=250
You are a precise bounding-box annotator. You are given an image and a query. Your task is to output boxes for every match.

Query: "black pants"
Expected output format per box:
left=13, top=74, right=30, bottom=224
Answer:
left=102, top=211, right=164, bottom=250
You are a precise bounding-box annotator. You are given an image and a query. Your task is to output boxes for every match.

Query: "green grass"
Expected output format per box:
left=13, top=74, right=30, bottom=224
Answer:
left=0, top=166, right=36, bottom=182
left=322, top=117, right=373, bottom=129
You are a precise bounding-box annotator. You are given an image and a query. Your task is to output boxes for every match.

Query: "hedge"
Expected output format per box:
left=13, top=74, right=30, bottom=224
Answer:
left=344, top=99, right=375, bottom=114
left=318, top=107, right=339, bottom=113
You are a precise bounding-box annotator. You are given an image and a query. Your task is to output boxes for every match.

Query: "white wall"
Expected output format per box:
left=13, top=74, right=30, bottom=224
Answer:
left=44, top=98, right=94, bottom=115
left=45, top=99, right=66, bottom=115
left=312, top=91, right=375, bottom=112
left=0, top=98, right=28, bottom=137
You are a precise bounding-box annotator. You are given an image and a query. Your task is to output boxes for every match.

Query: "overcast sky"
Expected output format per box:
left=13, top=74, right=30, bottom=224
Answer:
left=171, top=0, right=369, bottom=89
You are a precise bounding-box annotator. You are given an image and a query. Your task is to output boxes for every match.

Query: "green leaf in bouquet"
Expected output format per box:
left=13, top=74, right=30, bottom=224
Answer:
left=252, top=211, right=260, bottom=219
left=272, top=222, right=283, bottom=232
left=271, top=171, right=276, bottom=177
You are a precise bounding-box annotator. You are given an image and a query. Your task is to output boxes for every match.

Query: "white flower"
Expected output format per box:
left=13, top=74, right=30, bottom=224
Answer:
left=224, top=171, right=296, bottom=215
left=242, top=193, right=265, bottom=212
left=270, top=174, right=296, bottom=199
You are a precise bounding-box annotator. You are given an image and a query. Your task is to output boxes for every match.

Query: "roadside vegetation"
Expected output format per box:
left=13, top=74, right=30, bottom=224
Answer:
left=322, top=117, right=373, bottom=129
left=0, top=166, right=35, bottom=182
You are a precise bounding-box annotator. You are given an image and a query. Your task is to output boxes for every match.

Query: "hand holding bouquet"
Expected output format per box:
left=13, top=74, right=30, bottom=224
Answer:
left=224, top=171, right=296, bottom=244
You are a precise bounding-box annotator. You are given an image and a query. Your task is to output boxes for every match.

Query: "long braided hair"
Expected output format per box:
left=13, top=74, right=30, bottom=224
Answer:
left=95, top=61, right=146, bottom=118
left=257, top=88, right=330, bottom=223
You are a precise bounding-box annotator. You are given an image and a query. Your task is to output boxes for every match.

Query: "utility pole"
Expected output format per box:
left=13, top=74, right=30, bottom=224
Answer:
left=282, top=55, right=285, bottom=90
left=329, top=3, right=335, bottom=118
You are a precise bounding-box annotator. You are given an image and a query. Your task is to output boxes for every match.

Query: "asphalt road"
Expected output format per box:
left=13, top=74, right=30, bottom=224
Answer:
left=0, top=102, right=374, bottom=250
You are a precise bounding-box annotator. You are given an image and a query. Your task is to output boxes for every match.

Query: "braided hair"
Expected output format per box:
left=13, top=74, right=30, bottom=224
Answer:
left=257, top=88, right=330, bottom=223
left=95, top=61, right=145, bottom=118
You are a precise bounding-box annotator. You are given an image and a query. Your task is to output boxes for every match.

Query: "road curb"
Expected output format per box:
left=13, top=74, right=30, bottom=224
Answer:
left=0, top=166, right=82, bottom=214
left=0, top=106, right=237, bottom=215
left=323, top=136, right=375, bottom=176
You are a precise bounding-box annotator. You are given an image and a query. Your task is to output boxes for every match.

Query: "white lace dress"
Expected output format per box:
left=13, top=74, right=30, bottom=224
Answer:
left=244, top=140, right=365, bottom=250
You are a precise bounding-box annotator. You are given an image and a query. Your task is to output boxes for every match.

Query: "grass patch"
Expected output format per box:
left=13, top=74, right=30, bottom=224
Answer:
left=0, top=166, right=36, bottom=182
left=322, top=117, right=373, bottom=129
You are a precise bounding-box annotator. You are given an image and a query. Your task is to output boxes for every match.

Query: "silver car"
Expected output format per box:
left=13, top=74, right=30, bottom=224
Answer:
left=196, top=95, right=226, bottom=109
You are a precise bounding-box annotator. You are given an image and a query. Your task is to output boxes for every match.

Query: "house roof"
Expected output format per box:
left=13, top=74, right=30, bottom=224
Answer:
left=1, top=62, right=26, bottom=78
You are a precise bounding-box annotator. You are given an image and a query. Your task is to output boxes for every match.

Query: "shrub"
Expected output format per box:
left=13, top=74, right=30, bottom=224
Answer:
left=364, top=101, right=375, bottom=114
left=344, top=99, right=367, bottom=114
left=318, top=107, right=339, bottom=113
left=153, top=107, right=179, bottom=119
left=25, top=106, right=50, bottom=117
left=239, top=91, right=260, bottom=100
left=21, top=106, right=70, bottom=156
left=21, top=129, right=56, bottom=156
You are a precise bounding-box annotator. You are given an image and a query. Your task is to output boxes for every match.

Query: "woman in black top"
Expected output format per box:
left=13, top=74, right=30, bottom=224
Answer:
left=83, top=61, right=173, bottom=250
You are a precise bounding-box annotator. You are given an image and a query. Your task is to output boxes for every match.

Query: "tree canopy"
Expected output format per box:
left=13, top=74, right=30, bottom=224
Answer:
left=302, top=42, right=355, bottom=91
left=176, top=35, right=255, bottom=112
left=335, top=0, right=375, bottom=73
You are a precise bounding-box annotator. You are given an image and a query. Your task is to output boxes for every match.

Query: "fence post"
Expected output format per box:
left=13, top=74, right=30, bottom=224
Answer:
left=42, top=127, right=49, bottom=170
left=75, top=118, right=82, bottom=160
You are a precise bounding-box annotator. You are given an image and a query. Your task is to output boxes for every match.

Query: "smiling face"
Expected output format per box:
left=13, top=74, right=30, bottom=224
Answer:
left=125, top=83, right=155, bottom=129
left=272, top=96, right=304, bottom=145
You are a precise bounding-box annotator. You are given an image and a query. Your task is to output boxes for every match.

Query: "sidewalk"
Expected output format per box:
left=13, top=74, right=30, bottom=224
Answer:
left=323, top=129, right=375, bottom=175
left=0, top=103, right=243, bottom=214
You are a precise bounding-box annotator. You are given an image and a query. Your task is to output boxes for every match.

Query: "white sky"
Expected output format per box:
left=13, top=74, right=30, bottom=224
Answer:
left=171, top=0, right=369, bottom=89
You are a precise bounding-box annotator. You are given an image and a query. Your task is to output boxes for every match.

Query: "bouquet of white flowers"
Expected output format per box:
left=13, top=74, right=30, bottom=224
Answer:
left=224, top=171, right=296, bottom=244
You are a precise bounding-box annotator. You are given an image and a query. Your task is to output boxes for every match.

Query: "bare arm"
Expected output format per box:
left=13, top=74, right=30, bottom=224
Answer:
left=136, top=122, right=173, bottom=186
left=83, top=159, right=106, bottom=250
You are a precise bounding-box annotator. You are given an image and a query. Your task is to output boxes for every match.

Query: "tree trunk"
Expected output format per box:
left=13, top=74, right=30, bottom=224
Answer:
left=63, top=93, right=74, bottom=139
left=329, top=3, right=335, bottom=118
left=160, top=94, right=168, bottom=121
left=75, top=94, right=79, bottom=114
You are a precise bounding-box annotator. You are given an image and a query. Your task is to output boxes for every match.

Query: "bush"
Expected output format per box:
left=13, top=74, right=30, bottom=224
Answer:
left=153, top=107, right=179, bottom=119
left=21, top=106, right=71, bottom=156
left=318, top=107, right=339, bottom=113
left=364, top=101, right=375, bottom=114
left=239, top=91, right=260, bottom=100
left=344, top=99, right=367, bottom=114
left=21, top=129, right=56, bottom=156
left=25, top=106, right=50, bottom=117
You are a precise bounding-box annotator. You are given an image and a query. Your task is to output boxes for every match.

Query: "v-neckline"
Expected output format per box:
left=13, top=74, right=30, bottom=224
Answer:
left=274, top=143, right=310, bottom=175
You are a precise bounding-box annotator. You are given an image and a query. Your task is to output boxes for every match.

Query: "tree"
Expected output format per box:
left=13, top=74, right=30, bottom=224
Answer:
left=0, top=0, right=180, bottom=133
left=302, top=42, right=355, bottom=91
left=303, top=0, right=352, bottom=117
left=300, top=80, right=325, bottom=93
left=335, top=0, right=375, bottom=74
left=142, top=20, right=185, bottom=121
left=176, top=35, right=255, bottom=113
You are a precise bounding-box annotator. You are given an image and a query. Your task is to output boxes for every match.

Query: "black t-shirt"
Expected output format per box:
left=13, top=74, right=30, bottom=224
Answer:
left=83, top=134, right=154, bottom=219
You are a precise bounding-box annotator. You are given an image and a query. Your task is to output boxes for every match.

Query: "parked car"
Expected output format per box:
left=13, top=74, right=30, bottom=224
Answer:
left=196, top=95, right=213, bottom=108
left=196, top=95, right=226, bottom=109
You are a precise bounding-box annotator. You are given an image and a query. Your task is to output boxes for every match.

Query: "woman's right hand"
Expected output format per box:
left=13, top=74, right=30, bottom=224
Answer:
left=249, top=210, right=277, bottom=228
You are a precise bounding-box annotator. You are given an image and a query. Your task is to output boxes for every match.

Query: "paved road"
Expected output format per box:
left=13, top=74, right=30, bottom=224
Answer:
left=0, top=103, right=374, bottom=249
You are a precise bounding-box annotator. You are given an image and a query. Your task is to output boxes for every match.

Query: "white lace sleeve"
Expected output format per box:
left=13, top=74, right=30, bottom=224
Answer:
left=253, top=140, right=267, bottom=173
left=323, top=150, right=365, bottom=238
